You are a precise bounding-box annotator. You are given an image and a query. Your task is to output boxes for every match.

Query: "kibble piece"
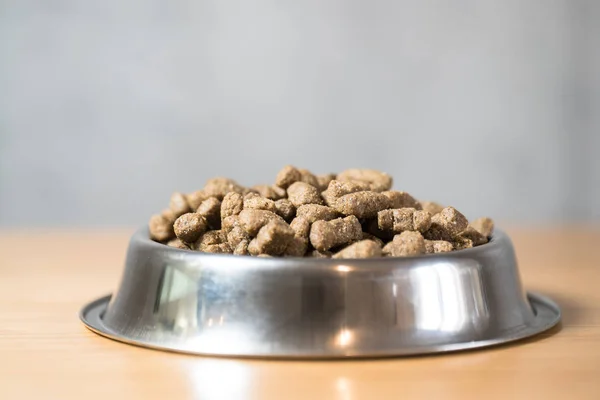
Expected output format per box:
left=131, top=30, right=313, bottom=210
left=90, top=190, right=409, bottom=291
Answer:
left=167, top=238, right=190, bottom=250
left=413, top=210, right=432, bottom=233
left=186, top=190, right=209, bottom=210
left=453, top=237, right=474, bottom=250
left=383, top=231, right=425, bottom=257
left=233, top=239, right=250, bottom=255
left=333, top=191, right=390, bottom=219
left=202, top=243, right=233, bottom=254
left=169, top=192, right=191, bottom=217
left=253, top=220, right=295, bottom=255
left=289, top=216, right=311, bottom=239
left=471, top=217, right=494, bottom=238
left=161, top=208, right=178, bottom=224
left=243, top=192, right=277, bottom=213
left=149, top=214, right=175, bottom=241
left=296, top=204, right=339, bottom=223
left=309, top=250, right=333, bottom=258
left=336, top=168, right=393, bottom=192
left=378, top=208, right=415, bottom=233
left=421, top=201, right=444, bottom=215
left=316, top=173, right=336, bottom=191
left=221, top=215, right=239, bottom=234
left=197, top=197, right=222, bottom=229
left=322, top=180, right=371, bottom=206
left=284, top=236, right=308, bottom=257
left=287, top=182, right=323, bottom=207
left=238, top=209, right=285, bottom=236
left=221, top=192, right=243, bottom=219
left=460, top=226, right=488, bottom=246
left=298, top=168, right=320, bottom=188
left=227, top=225, right=251, bottom=248
left=309, top=216, right=362, bottom=251
left=362, top=231, right=385, bottom=247
left=333, top=240, right=382, bottom=259
left=382, top=191, right=422, bottom=210
left=424, top=239, right=453, bottom=254
left=196, top=230, right=227, bottom=246
left=275, top=165, right=302, bottom=189
left=174, top=212, right=208, bottom=243
left=252, top=184, right=286, bottom=200
left=274, top=199, right=296, bottom=221
left=432, top=206, right=469, bottom=236
left=204, top=177, right=245, bottom=200
left=247, top=238, right=260, bottom=256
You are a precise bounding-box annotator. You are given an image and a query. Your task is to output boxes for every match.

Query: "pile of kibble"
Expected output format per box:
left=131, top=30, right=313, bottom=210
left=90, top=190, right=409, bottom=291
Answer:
left=149, top=166, right=494, bottom=259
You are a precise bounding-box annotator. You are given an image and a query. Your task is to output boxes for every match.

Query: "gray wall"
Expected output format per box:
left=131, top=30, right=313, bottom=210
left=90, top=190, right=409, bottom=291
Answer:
left=1, top=1, right=598, bottom=227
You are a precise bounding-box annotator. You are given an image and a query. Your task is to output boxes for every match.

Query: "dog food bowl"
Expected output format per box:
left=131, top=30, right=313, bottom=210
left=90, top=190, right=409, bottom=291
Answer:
left=81, top=227, right=560, bottom=358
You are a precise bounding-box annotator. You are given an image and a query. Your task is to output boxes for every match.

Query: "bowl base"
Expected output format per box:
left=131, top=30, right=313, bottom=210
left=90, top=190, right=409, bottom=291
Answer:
left=80, top=292, right=560, bottom=359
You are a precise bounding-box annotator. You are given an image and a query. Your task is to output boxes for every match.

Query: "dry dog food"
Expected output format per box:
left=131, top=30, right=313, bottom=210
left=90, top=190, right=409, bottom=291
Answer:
left=149, top=166, right=495, bottom=258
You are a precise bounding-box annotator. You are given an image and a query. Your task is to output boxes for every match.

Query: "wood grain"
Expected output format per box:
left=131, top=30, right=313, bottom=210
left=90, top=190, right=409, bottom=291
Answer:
left=1, top=227, right=599, bottom=400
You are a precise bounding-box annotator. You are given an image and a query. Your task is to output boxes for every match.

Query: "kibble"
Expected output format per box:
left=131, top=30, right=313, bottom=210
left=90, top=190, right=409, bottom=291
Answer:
left=174, top=212, right=208, bottom=243
left=333, top=240, right=382, bottom=259
left=333, top=191, right=390, bottom=219
left=149, top=166, right=495, bottom=257
left=310, top=216, right=362, bottom=251
left=287, top=182, right=323, bottom=207
left=336, top=168, right=393, bottom=192
left=197, top=197, right=222, bottom=230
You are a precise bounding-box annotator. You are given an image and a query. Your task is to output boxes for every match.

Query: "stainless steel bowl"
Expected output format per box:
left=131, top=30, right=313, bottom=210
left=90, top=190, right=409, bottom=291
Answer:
left=81, top=228, right=560, bottom=358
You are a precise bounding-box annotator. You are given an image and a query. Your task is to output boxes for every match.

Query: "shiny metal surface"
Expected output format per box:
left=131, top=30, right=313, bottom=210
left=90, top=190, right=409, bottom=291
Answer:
left=81, top=228, right=560, bottom=358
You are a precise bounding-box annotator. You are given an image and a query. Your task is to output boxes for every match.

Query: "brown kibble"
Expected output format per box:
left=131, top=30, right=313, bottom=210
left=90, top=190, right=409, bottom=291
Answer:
left=221, top=215, right=239, bottom=234
left=174, top=212, right=208, bottom=243
left=378, top=208, right=415, bottom=233
left=234, top=239, right=250, bottom=255
left=413, top=210, right=432, bottom=232
left=333, top=191, right=390, bottom=219
left=227, top=225, right=250, bottom=248
left=284, top=236, right=308, bottom=257
left=460, top=226, right=488, bottom=246
left=296, top=204, right=339, bottom=223
left=287, top=181, right=323, bottom=207
left=336, top=168, right=393, bottom=192
left=221, top=192, right=243, bottom=219
left=382, top=191, right=422, bottom=210
left=197, top=197, right=222, bottom=229
left=202, top=243, right=233, bottom=254
left=316, top=173, right=336, bottom=191
left=243, top=192, right=277, bottom=213
left=421, top=201, right=445, bottom=215
left=186, top=190, right=209, bottom=210
left=204, top=177, right=245, bottom=200
left=195, top=229, right=227, bottom=247
left=321, top=180, right=371, bottom=206
left=238, top=209, right=285, bottom=236
left=275, top=165, right=302, bottom=189
left=252, top=184, right=286, bottom=200
left=309, top=216, right=362, bottom=251
left=248, top=238, right=260, bottom=256
left=169, top=192, right=191, bottom=217
left=453, top=237, right=474, bottom=250
left=149, top=214, right=175, bottom=241
left=274, top=199, right=296, bottom=221
left=161, top=208, right=178, bottom=223
left=333, top=240, right=382, bottom=259
left=298, top=168, right=320, bottom=188
left=383, top=231, right=425, bottom=257
left=289, top=216, right=311, bottom=239
left=471, top=217, right=495, bottom=238
left=254, top=220, right=295, bottom=255
left=167, top=238, right=190, bottom=250
left=424, top=239, right=453, bottom=254
left=432, top=206, right=469, bottom=236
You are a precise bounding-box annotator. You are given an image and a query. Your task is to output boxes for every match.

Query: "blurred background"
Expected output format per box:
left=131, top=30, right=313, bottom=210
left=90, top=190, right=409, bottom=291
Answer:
left=1, top=1, right=598, bottom=227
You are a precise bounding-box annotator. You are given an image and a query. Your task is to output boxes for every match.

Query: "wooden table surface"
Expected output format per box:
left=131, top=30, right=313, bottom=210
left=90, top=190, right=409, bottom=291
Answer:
left=1, top=227, right=599, bottom=400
